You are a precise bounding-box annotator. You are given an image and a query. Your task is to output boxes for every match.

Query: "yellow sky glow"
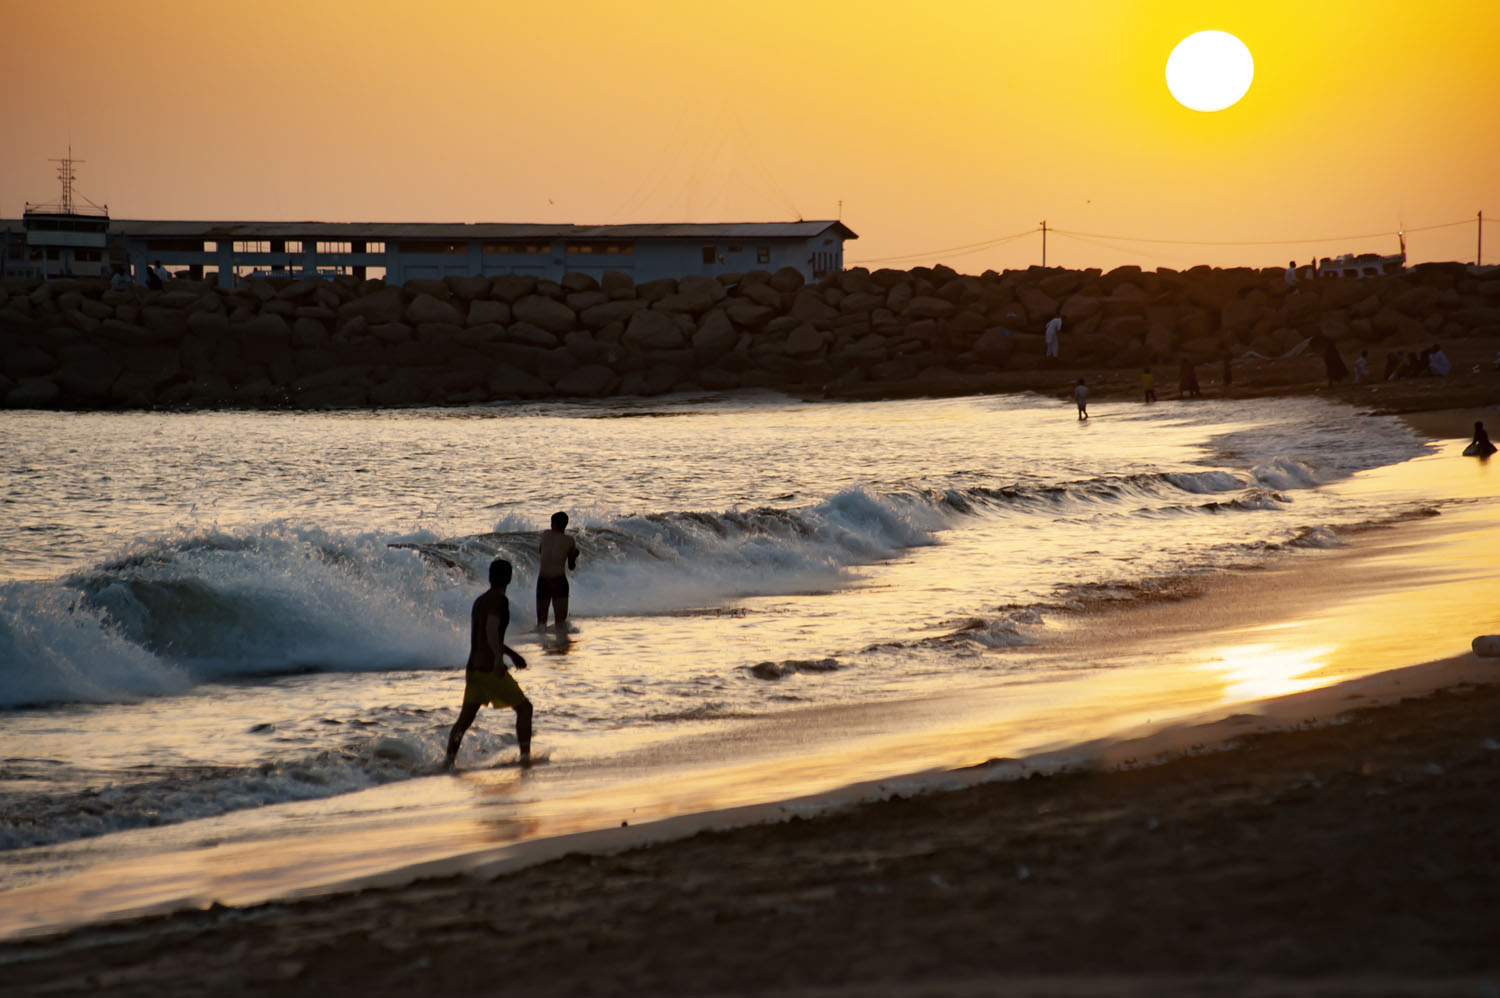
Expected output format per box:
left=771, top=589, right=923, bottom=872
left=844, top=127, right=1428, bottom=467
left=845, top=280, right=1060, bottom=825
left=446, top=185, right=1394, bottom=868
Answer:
left=2, top=0, right=1495, bottom=272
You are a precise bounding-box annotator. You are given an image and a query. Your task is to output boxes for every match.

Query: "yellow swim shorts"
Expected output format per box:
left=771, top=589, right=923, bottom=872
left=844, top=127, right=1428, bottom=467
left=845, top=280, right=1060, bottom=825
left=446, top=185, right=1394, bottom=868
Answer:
left=462, top=667, right=527, bottom=708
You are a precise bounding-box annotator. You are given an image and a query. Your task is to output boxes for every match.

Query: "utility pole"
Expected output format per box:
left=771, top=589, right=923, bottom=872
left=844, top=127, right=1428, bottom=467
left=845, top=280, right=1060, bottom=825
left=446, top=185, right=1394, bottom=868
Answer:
left=1479, top=210, right=1484, bottom=266
left=1040, top=220, right=1047, bottom=268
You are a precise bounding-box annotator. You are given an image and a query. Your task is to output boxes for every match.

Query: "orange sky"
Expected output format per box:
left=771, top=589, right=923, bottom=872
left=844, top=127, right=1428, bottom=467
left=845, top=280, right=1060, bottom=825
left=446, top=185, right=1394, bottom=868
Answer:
left=2, top=0, right=1496, bottom=272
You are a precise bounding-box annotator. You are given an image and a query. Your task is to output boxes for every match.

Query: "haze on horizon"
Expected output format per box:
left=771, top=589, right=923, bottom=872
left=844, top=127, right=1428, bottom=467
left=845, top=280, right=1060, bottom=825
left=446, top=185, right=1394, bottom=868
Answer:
left=2, top=0, right=1495, bottom=273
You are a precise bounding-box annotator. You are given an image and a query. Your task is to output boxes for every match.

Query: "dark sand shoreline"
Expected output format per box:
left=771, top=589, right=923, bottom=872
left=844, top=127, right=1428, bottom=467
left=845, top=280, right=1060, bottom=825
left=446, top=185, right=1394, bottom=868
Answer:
left=5, top=391, right=1499, bottom=996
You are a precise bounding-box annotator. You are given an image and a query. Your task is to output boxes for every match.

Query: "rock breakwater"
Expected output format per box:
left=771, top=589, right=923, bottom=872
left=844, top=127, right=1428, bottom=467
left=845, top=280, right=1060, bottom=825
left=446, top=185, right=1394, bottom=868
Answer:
left=3, top=261, right=1498, bottom=409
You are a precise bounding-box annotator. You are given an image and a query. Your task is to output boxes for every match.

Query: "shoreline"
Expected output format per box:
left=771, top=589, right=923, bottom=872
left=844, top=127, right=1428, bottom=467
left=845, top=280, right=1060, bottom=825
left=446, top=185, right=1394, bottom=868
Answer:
left=3, top=396, right=1498, bottom=992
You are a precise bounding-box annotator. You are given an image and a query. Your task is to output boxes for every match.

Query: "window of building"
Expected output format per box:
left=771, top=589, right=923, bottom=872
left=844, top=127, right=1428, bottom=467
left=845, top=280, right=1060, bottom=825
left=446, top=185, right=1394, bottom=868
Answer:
left=363, top=241, right=386, bottom=254
left=702, top=246, right=716, bottom=264
left=485, top=242, right=551, bottom=254
left=203, top=240, right=218, bottom=253
left=564, top=242, right=633, bottom=255
left=756, top=246, right=770, bottom=265
left=284, top=241, right=303, bottom=253
left=317, top=241, right=352, bottom=254
left=400, top=242, right=467, bottom=254
left=233, top=240, right=270, bottom=254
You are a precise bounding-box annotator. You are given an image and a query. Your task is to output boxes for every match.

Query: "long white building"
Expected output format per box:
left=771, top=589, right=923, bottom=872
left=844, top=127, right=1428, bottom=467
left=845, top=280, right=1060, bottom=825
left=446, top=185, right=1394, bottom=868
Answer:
left=1, top=219, right=857, bottom=286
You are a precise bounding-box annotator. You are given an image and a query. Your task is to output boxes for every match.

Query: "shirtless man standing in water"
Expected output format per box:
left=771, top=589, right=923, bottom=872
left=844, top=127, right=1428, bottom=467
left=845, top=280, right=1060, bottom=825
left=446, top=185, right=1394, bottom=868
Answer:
left=445, top=558, right=530, bottom=769
left=537, top=511, right=580, bottom=629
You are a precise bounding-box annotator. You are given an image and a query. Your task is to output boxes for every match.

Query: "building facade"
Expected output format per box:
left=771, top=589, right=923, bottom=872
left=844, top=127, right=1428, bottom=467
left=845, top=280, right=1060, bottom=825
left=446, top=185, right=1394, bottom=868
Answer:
left=2, top=219, right=856, bottom=286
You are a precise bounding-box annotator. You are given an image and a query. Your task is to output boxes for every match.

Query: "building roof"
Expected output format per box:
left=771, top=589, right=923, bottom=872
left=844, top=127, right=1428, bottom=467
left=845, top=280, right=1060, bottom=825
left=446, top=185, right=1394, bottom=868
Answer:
left=1, top=219, right=858, bottom=241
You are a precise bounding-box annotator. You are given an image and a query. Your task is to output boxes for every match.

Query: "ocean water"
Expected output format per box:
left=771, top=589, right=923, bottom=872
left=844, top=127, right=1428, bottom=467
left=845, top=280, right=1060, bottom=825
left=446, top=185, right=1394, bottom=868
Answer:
left=0, top=391, right=1439, bottom=867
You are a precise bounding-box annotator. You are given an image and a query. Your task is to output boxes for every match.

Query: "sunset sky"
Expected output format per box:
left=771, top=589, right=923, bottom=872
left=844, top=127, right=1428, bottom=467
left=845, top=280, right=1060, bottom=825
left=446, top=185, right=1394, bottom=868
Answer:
left=2, top=0, right=1496, bottom=272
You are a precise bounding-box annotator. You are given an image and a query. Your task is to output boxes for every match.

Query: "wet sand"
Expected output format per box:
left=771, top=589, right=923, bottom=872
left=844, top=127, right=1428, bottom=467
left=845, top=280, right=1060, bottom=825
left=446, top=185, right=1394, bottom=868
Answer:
left=5, top=392, right=1500, bottom=996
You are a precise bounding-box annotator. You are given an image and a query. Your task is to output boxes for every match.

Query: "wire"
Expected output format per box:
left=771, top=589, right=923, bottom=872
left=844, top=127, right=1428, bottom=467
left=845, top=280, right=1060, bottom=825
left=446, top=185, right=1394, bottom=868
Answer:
left=850, top=226, right=1039, bottom=265
left=1049, top=218, right=1475, bottom=248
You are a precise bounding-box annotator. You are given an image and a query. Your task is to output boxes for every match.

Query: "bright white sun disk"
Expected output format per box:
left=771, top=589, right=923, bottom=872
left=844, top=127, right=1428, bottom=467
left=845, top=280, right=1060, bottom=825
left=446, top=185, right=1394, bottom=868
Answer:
left=1166, top=31, right=1254, bottom=112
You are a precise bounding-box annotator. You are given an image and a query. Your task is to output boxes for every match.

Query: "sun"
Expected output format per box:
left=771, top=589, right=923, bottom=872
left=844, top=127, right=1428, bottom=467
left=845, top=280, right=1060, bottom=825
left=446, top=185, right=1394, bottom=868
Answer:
left=1165, top=30, right=1254, bottom=112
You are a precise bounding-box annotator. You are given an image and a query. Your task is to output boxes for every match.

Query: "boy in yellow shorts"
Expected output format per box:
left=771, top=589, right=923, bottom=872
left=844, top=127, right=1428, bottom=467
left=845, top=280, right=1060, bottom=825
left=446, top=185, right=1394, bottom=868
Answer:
left=444, top=559, right=531, bottom=769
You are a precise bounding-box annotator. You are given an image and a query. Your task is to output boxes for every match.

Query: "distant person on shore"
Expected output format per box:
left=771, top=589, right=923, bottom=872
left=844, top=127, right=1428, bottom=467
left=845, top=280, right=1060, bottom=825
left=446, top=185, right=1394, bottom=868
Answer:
left=1383, top=352, right=1400, bottom=381
left=1466, top=421, right=1496, bottom=458
left=537, top=511, right=580, bottom=629
left=445, top=558, right=531, bottom=770
left=1073, top=378, right=1089, bottom=420
left=146, top=261, right=165, bottom=291
left=1428, top=343, right=1451, bottom=376
left=1320, top=337, right=1348, bottom=386
left=109, top=265, right=129, bottom=292
left=1178, top=358, right=1201, bottom=399
left=1220, top=350, right=1233, bottom=389
left=1284, top=260, right=1299, bottom=293
left=1044, top=316, right=1062, bottom=364
left=1141, top=366, right=1156, bottom=403
left=1353, top=350, right=1370, bottom=383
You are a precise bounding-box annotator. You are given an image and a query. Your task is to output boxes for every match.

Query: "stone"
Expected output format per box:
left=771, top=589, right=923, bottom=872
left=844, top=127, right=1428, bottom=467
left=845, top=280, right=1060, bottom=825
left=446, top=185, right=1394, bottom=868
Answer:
left=444, top=274, right=492, bottom=301
left=566, top=290, right=608, bottom=312
left=1039, top=272, right=1081, bottom=298
left=511, top=294, right=577, bottom=333
left=769, top=266, right=805, bottom=293
left=535, top=347, right=577, bottom=385
left=838, top=292, right=883, bottom=315
left=338, top=287, right=406, bottom=324
left=789, top=289, right=839, bottom=323
left=123, top=346, right=181, bottom=385
left=406, top=293, right=465, bottom=326
left=293, top=384, right=369, bottom=408
left=3, top=344, right=56, bottom=379
left=692, top=309, right=738, bottom=356
left=885, top=283, right=913, bottom=314
left=560, top=272, right=600, bottom=293
left=293, top=305, right=337, bottom=321
left=739, top=281, right=782, bottom=309
left=1017, top=287, right=1058, bottom=324
left=972, top=329, right=1016, bottom=364
left=601, top=270, right=635, bottom=300
left=563, top=330, right=605, bottom=363
left=555, top=364, right=616, bottom=397
left=656, top=274, right=723, bottom=316
left=784, top=322, right=828, bottom=357
left=6, top=377, right=60, bottom=407
left=725, top=299, right=775, bottom=329
left=456, top=322, right=508, bottom=348
left=489, top=273, right=537, bottom=303
left=580, top=299, right=647, bottom=328
left=416, top=322, right=465, bottom=345
left=292, top=317, right=330, bottom=348
left=623, top=309, right=686, bottom=350
left=54, top=350, right=124, bottom=402
left=904, top=296, right=956, bottom=320
left=505, top=321, right=561, bottom=348
left=368, top=322, right=414, bottom=343
left=636, top=278, right=677, bottom=303
left=1060, top=295, right=1101, bottom=324
left=1473, top=635, right=1500, bottom=657
left=467, top=299, right=511, bottom=326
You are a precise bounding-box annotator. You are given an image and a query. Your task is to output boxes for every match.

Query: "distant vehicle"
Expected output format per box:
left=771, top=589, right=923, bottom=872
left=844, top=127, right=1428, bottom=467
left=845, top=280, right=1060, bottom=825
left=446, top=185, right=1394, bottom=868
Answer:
left=1317, top=232, right=1406, bottom=279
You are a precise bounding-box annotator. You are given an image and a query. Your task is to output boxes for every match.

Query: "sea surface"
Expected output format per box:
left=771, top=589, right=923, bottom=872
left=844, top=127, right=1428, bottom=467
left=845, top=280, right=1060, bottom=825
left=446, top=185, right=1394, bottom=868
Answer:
left=0, top=391, right=1445, bottom=890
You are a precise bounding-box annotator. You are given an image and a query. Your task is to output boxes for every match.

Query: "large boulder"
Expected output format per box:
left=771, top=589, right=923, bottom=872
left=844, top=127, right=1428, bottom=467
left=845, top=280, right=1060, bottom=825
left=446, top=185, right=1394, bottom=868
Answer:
left=554, top=364, right=616, bottom=397
left=600, top=269, right=635, bottom=300
left=6, top=377, right=61, bottom=407
left=580, top=299, right=647, bottom=328
left=636, top=278, right=677, bottom=303
left=789, top=289, right=839, bottom=323
left=769, top=267, right=805, bottom=293
left=904, top=296, right=956, bottom=320
left=467, top=299, right=511, bottom=326
left=505, top=321, right=560, bottom=348
left=444, top=274, right=492, bottom=301
left=725, top=299, right=775, bottom=329
left=337, top=287, right=405, bottom=324
left=560, top=272, right=600, bottom=293
left=623, top=309, right=686, bottom=350
left=692, top=309, right=738, bottom=356
left=511, top=294, right=577, bottom=334
left=406, top=293, right=465, bottom=326
left=3, top=344, right=56, bottom=379
left=972, top=329, right=1017, bottom=365
left=489, top=273, right=537, bottom=303
left=656, top=274, right=724, bottom=315
left=784, top=322, right=828, bottom=357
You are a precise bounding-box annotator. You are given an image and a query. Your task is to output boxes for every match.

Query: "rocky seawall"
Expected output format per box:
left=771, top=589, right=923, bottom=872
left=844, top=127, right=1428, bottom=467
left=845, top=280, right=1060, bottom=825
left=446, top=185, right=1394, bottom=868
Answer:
left=2, top=262, right=1498, bottom=409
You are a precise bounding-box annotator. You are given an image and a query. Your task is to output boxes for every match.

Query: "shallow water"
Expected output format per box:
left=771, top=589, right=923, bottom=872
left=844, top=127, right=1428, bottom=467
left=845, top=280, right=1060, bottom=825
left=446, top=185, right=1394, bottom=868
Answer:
left=0, top=391, right=1449, bottom=868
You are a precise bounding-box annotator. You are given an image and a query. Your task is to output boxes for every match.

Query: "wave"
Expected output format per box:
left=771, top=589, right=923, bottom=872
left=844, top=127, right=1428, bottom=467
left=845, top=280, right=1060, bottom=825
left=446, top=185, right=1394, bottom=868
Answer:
left=0, top=462, right=1341, bottom=709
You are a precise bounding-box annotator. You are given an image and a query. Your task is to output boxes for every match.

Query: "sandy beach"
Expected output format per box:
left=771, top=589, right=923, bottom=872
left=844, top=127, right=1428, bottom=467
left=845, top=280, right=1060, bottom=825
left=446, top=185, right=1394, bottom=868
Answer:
left=4, top=381, right=1499, bottom=996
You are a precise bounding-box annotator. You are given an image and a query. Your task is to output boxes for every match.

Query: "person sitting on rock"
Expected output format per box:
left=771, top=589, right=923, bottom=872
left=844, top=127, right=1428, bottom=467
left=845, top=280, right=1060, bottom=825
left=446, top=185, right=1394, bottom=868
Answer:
left=1428, top=344, right=1451, bottom=377
left=1467, top=421, right=1496, bottom=458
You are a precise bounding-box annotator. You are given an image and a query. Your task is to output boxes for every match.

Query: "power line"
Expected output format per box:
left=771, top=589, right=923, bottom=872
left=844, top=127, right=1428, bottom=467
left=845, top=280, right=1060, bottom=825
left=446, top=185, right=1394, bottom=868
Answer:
left=849, top=226, right=1038, bottom=265
left=1049, top=218, right=1473, bottom=248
